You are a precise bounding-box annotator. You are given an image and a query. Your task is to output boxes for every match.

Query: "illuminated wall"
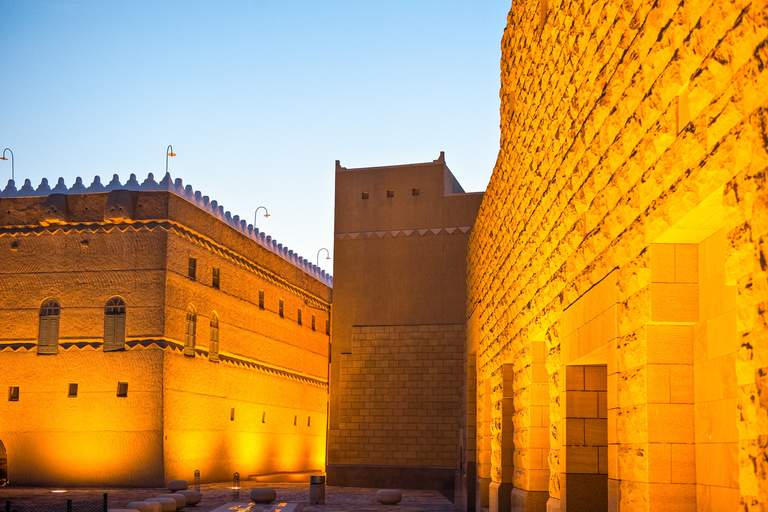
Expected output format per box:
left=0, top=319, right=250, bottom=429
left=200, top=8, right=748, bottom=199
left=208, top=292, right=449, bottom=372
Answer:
left=467, top=1, right=768, bottom=511
left=0, top=184, right=331, bottom=486
left=329, top=155, right=483, bottom=490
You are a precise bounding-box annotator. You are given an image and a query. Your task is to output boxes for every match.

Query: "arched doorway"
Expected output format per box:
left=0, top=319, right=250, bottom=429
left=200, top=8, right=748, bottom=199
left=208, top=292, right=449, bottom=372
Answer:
left=0, top=439, right=7, bottom=485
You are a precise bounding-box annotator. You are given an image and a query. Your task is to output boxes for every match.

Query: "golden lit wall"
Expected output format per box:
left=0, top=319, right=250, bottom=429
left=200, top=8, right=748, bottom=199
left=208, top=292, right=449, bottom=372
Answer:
left=0, top=350, right=164, bottom=487
left=0, top=189, right=331, bottom=486
left=468, top=0, right=767, bottom=511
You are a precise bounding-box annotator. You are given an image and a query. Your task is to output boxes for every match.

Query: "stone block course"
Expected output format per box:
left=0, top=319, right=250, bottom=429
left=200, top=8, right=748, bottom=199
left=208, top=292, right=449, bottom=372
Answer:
left=469, top=0, right=766, bottom=508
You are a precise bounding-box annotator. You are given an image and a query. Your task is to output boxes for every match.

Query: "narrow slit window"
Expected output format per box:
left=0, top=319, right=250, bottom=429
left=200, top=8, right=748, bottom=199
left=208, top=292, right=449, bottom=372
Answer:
left=117, top=382, right=128, bottom=397
left=188, top=257, right=197, bottom=280
left=308, top=416, right=311, bottom=427
left=311, top=315, right=316, bottom=331
left=279, top=299, right=284, bottom=318
left=262, top=411, right=266, bottom=423
left=212, top=266, right=220, bottom=289
left=297, top=308, right=302, bottom=326
left=326, top=319, right=330, bottom=335
left=8, top=386, right=19, bottom=401
left=294, top=415, right=297, bottom=426
left=230, top=408, right=235, bottom=421
left=259, top=290, right=265, bottom=310
left=68, top=383, right=78, bottom=398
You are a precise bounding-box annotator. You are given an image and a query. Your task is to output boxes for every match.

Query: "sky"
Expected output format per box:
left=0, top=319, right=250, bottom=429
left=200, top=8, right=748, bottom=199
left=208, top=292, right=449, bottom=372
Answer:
left=0, top=1, right=510, bottom=274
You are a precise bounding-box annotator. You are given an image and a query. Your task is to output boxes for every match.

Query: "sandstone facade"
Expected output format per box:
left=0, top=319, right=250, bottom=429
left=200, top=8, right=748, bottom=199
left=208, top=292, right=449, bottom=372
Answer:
left=328, top=155, right=483, bottom=491
left=467, top=0, right=768, bottom=511
left=0, top=177, right=331, bottom=486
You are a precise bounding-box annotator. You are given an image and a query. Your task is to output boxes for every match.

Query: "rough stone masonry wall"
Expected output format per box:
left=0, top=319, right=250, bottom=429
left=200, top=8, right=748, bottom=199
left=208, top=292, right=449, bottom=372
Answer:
left=469, top=0, right=768, bottom=510
left=330, top=325, right=463, bottom=467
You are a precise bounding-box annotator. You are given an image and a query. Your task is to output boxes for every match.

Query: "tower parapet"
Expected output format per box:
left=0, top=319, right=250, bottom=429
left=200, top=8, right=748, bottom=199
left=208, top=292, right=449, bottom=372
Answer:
left=1, top=173, right=332, bottom=286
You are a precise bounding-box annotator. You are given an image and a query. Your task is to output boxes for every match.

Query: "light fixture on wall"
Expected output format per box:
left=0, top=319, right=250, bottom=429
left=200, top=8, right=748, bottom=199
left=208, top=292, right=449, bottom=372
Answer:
left=1, top=148, right=14, bottom=182
left=166, top=145, right=176, bottom=174
left=254, top=206, right=271, bottom=228
left=317, top=248, right=331, bottom=267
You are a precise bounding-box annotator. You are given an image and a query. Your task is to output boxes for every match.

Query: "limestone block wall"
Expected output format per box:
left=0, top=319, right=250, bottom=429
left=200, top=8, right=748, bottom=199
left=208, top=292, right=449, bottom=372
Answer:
left=468, top=0, right=768, bottom=510
left=328, top=324, right=463, bottom=467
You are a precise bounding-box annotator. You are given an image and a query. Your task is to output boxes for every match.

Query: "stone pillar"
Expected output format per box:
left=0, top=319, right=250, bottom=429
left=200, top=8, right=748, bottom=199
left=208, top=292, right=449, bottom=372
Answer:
left=490, top=364, right=515, bottom=512
left=460, top=352, right=478, bottom=512
left=477, top=378, right=492, bottom=510
left=511, top=337, right=550, bottom=512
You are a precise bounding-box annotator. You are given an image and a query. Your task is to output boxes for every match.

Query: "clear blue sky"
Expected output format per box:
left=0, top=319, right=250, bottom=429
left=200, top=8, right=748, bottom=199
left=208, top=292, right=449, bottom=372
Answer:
left=0, top=1, right=509, bottom=273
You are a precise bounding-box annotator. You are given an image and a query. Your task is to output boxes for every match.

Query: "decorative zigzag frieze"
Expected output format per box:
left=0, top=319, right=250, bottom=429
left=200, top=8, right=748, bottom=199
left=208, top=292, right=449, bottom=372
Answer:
left=334, top=226, right=472, bottom=240
left=0, top=338, right=328, bottom=388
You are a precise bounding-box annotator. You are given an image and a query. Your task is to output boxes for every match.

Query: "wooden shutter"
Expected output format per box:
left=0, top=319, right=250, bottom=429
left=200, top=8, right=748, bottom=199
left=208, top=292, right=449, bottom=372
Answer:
left=38, top=316, right=49, bottom=348
left=115, top=313, right=126, bottom=349
left=104, top=314, right=115, bottom=350
left=38, top=316, right=58, bottom=354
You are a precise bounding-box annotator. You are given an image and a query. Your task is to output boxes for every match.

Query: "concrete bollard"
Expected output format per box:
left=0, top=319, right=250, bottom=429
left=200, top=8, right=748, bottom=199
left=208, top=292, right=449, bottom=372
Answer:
left=309, top=475, right=325, bottom=505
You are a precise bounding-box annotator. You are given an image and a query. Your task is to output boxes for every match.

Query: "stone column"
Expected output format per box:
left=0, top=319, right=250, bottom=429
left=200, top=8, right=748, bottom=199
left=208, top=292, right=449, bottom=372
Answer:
left=511, top=338, right=550, bottom=512
left=490, top=364, right=515, bottom=512
left=477, top=378, right=492, bottom=510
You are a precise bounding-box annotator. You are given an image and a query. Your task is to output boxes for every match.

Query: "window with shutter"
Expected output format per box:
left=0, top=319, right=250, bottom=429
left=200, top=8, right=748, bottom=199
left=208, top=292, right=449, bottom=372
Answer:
left=209, top=313, right=219, bottom=362
left=104, top=297, right=127, bottom=351
left=38, top=299, right=60, bottom=354
left=184, top=305, right=197, bottom=356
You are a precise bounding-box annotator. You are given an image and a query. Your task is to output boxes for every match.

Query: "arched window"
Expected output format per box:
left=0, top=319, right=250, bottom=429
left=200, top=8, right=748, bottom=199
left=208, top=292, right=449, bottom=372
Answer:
left=104, top=297, right=127, bottom=351
left=38, top=299, right=60, bottom=354
left=184, top=305, right=196, bottom=356
left=209, top=313, right=219, bottom=362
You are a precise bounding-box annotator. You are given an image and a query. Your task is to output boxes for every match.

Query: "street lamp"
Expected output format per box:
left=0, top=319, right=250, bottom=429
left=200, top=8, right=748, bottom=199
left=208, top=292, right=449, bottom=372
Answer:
left=254, top=206, right=271, bottom=228
left=1, top=148, right=14, bottom=182
left=166, top=145, right=176, bottom=174
left=317, top=248, right=331, bottom=267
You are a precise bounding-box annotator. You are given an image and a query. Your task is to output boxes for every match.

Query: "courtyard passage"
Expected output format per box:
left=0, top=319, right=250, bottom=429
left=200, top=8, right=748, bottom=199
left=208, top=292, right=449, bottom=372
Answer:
left=0, top=482, right=463, bottom=512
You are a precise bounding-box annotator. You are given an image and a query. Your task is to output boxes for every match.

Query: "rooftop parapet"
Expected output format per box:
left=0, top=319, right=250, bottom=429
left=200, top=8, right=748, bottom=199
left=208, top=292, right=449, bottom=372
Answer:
left=1, top=172, right=332, bottom=287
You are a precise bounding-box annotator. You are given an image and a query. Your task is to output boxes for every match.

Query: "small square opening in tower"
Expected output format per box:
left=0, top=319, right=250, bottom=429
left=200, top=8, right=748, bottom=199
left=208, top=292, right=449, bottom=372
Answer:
left=387, top=190, right=394, bottom=198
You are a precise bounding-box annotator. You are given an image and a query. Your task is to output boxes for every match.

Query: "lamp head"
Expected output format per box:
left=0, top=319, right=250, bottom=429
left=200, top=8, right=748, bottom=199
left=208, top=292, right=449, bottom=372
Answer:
left=0, top=157, right=6, bottom=161
left=264, top=213, right=271, bottom=217
left=167, top=152, right=176, bottom=157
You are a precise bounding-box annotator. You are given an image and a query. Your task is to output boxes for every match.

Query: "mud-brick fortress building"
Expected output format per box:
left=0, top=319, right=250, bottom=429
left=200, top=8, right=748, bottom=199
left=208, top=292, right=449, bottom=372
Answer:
left=0, top=174, right=332, bottom=486
left=464, top=0, right=768, bottom=512
left=1, top=0, right=768, bottom=510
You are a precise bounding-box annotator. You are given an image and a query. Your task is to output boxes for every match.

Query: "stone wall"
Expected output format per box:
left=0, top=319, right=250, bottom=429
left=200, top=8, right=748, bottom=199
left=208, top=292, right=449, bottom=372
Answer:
left=329, top=324, right=463, bottom=467
left=468, top=0, right=768, bottom=510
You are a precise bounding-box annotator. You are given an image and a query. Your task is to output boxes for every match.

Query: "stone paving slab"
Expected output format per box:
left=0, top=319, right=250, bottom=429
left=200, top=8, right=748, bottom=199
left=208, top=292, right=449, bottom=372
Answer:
left=0, top=483, right=463, bottom=512
left=210, top=503, right=298, bottom=512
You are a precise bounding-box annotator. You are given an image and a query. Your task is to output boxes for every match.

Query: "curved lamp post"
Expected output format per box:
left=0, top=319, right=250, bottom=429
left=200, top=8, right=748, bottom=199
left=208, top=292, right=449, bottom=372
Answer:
left=317, top=248, right=331, bottom=267
left=166, top=145, right=176, bottom=174
left=254, top=206, right=270, bottom=228
left=1, top=148, right=14, bottom=182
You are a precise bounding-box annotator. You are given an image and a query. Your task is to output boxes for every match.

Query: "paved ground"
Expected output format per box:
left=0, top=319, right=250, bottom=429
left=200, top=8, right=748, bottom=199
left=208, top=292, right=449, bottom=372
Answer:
left=0, top=482, right=464, bottom=512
